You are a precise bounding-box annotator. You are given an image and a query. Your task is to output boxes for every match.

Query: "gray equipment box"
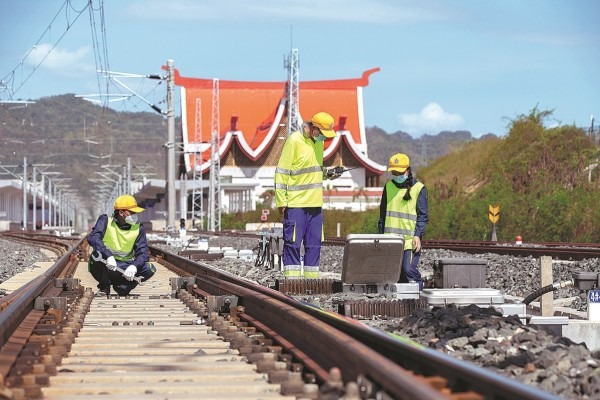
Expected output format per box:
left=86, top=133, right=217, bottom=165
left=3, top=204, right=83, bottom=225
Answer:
left=433, top=258, right=487, bottom=288
left=342, top=234, right=404, bottom=284
left=420, top=288, right=504, bottom=308
left=572, top=272, right=599, bottom=290
left=342, top=282, right=420, bottom=299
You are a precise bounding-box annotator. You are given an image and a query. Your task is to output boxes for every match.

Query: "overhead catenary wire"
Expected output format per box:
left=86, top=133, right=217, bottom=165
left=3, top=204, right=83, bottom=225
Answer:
left=1, top=0, right=92, bottom=100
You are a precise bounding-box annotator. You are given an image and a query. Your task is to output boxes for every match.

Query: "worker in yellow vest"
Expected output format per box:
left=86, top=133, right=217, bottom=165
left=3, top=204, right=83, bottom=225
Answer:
left=275, top=112, right=341, bottom=279
left=378, top=153, right=429, bottom=290
left=88, top=195, right=156, bottom=296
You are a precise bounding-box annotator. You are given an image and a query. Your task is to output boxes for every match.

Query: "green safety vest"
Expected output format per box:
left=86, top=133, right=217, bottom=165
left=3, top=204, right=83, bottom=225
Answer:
left=274, top=130, right=325, bottom=208
left=383, top=181, right=424, bottom=250
left=103, top=217, right=140, bottom=261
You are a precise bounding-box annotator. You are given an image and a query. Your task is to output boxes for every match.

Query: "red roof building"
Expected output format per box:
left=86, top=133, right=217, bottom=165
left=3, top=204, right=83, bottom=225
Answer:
left=174, top=68, right=386, bottom=213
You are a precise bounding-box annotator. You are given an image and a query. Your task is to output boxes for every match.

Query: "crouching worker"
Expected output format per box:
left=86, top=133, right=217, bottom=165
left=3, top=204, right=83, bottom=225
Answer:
left=88, top=194, right=156, bottom=297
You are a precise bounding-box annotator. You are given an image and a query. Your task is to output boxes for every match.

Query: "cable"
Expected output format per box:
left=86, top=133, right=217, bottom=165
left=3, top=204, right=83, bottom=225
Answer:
left=522, top=279, right=574, bottom=305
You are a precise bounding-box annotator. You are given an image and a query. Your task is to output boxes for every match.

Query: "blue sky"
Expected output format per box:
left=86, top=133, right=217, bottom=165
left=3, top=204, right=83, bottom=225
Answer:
left=1, top=0, right=599, bottom=138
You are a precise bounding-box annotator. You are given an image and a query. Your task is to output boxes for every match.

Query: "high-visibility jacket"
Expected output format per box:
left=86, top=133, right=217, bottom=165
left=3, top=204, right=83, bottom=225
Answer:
left=102, top=217, right=140, bottom=261
left=274, top=130, right=325, bottom=208
left=383, top=181, right=424, bottom=250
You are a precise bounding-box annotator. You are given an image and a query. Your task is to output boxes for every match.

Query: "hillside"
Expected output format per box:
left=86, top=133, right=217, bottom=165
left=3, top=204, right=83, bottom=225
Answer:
left=364, top=126, right=490, bottom=171
left=420, top=109, right=600, bottom=242
left=0, top=95, right=174, bottom=213
left=0, top=94, right=481, bottom=213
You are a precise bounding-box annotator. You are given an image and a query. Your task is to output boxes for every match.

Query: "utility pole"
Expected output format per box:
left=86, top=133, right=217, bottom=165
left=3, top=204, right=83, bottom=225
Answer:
left=126, top=157, right=132, bottom=194
left=166, top=59, right=176, bottom=231
left=22, top=157, right=27, bottom=230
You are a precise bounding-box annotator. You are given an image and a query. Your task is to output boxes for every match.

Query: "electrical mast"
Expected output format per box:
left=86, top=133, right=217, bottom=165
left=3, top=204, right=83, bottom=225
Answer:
left=192, top=98, right=204, bottom=229
left=166, top=59, right=176, bottom=231
left=208, top=79, right=221, bottom=231
left=285, top=48, right=300, bottom=135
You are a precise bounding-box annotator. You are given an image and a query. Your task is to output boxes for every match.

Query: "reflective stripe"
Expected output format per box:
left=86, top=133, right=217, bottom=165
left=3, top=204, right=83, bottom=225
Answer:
left=384, top=227, right=415, bottom=236
left=283, top=264, right=302, bottom=277
left=276, top=166, right=323, bottom=176
left=274, top=182, right=324, bottom=191
left=386, top=211, right=417, bottom=221
left=286, top=183, right=323, bottom=191
left=303, top=265, right=319, bottom=279
left=110, top=249, right=133, bottom=258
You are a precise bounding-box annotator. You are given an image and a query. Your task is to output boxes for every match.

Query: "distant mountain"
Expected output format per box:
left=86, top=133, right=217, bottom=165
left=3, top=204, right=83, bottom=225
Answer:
left=364, top=126, right=495, bottom=171
left=0, top=94, right=172, bottom=213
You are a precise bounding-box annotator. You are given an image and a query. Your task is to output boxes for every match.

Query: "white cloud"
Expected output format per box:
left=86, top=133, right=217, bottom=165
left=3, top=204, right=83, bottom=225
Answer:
left=397, top=102, right=464, bottom=136
left=24, top=43, right=94, bottom=77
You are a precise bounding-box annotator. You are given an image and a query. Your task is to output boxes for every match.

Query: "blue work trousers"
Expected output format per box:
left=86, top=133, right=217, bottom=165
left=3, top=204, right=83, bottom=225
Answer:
left=401, top=249, right=423, bottom=290
left=282, top=207, right=323, bottom=278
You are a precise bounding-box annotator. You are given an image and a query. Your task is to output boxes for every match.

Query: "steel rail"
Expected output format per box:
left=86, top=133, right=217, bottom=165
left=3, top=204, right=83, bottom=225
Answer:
left=423, top=239, right=600, bottom=260
left=197, top=274, right=444, bottom=399
left=211, top=231, right=600, bottom=259
left=151, top=246, right=559, bottom=400
left=0, top=236, right=83, bottom=349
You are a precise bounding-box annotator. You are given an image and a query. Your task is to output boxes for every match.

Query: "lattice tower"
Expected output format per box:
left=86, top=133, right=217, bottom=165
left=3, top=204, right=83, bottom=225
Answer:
left=286, top=48, right=300, bottom=135
left=208, top=79, right=221, bottom=231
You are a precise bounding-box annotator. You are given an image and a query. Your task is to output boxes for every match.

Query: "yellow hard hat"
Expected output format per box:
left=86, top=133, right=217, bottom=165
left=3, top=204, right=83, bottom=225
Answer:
left=388, top=153, right=410, bottom=173
left=114, top=195, right=144, bottom=213
left=310, top=112, right=337, bottom=138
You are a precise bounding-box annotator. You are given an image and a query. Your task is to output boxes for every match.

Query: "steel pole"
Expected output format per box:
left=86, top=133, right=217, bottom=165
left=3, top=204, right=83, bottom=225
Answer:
left=166, top=59, right=176, bottom=230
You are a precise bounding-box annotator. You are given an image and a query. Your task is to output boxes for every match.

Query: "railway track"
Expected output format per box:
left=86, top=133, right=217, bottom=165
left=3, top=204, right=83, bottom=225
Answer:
left=0, top=232, right=561, bottom=399
left=422, top=239, right=600, bottom=260
left=214, top=230, right=600, bottom=261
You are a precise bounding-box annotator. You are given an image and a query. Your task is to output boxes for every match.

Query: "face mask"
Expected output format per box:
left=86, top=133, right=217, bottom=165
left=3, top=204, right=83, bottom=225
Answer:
left=314, top=133, right=327, bottom=142
left=124, top=214, right=138, bottom=225
left=393, top=174, right=408, bottom=184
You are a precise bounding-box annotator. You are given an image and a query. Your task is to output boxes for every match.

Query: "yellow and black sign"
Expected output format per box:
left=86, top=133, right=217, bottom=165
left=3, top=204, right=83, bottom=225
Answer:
left=488, top=204, right=500, bottom=224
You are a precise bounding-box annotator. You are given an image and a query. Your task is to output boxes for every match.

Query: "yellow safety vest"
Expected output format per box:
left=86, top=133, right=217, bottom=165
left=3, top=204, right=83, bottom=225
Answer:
left=102, top=217, right=140, bottom=261
left=274, top=130, right=325, bottom=208
left=383, top=181, right=424, bottom=250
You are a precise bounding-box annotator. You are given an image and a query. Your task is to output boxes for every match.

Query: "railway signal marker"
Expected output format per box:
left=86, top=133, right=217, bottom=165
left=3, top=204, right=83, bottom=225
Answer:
left=488, top=204, right=500, bottom=224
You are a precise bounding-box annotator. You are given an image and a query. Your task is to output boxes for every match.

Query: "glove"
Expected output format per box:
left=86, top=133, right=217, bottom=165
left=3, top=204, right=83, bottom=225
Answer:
left=124, top=265, right=137, bottom=281
left=106, top=256, right=118, bottom=271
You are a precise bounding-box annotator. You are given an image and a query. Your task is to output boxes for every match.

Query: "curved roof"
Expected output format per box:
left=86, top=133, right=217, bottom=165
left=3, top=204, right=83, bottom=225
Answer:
left=174, top=68, right=385, bottom=173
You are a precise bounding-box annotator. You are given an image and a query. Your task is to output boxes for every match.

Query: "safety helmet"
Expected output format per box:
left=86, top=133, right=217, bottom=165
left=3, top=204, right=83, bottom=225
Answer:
left=310, top=112, right=337, bottom=138
left=387, top=153, right=410, bottom=173
left=114, top=195, right=144, bottom=213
